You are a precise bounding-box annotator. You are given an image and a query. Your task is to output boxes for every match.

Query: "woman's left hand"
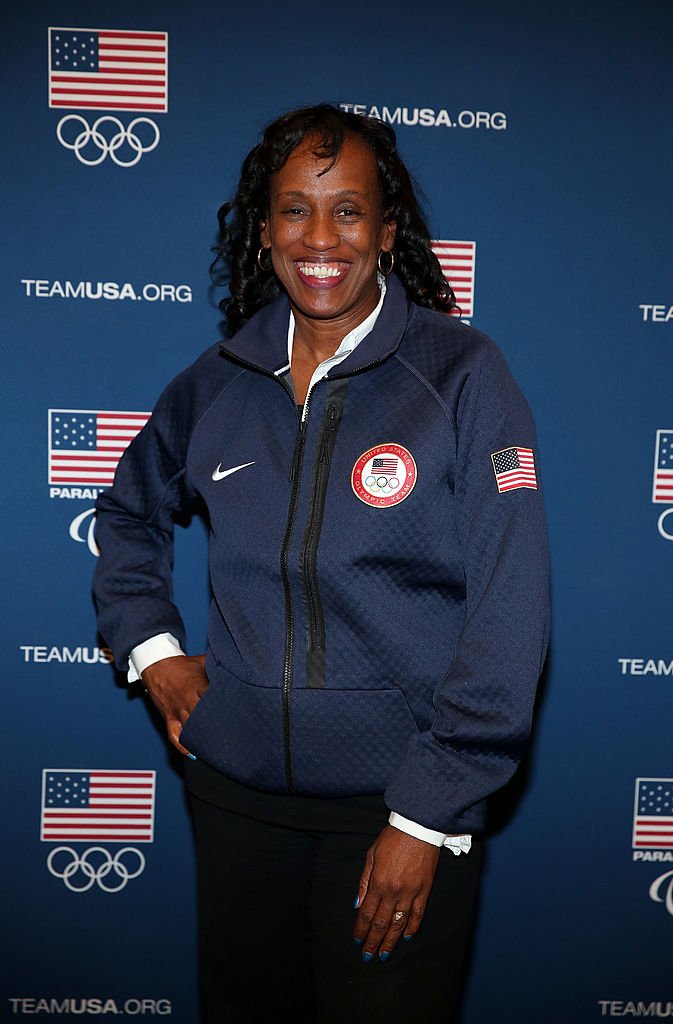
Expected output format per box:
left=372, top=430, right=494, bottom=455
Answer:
left=353, top=825, right=440, bottom=960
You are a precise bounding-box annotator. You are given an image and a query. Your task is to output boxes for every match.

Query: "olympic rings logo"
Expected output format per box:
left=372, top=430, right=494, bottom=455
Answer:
left=46, top=846, right=146, bottom=893
left=56, top=115, right=160, bottom=167
left=364, top=475, right=400, bottom=492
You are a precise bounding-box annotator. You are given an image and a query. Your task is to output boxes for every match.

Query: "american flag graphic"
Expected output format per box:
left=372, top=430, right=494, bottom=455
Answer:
left=48, top=409, right=150, bottom=486
left=41, top=770, right=156, bottom=843
left=372, top=458, right=398, bottom=476
left=491, top=447, right=537, bottom=492
left=431, top=240, right=476, bottom=317
left=632, top=778, right=673, bottom=849
left=48, top=28, right=168, bottom=112
left=652, top=430, right=673, bottom=503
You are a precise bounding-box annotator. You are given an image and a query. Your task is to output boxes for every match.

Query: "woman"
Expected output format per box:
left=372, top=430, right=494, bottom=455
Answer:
left=93, top=104, right=549, bottom=1022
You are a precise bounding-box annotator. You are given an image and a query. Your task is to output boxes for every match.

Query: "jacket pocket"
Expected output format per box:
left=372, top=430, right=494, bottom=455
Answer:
left=178, top=655, right=286, bottom=789
left=289, top=686, right=419, bottom=796
left=180, top=655, right=419, bottom=797
left=177, top=650, right=217, bottom=742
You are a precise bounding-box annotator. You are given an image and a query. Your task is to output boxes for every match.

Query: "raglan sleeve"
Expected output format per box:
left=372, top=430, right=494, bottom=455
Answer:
left=92, top=374, right=199, bottom=674
left=383, top=340, right=550, bottom=835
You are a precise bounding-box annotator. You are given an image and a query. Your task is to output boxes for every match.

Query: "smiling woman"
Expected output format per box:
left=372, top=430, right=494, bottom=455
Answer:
left=259, top=135, right=395, bottom=401
left=93, top=103, right=550, bottom=1023
left=213, top=103, right=455, bottom=336
left=260, top=136, right=394, bottom=323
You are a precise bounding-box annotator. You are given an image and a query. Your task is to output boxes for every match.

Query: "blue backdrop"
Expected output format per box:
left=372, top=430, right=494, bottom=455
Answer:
left=3, top=1, right=672, bottom=1020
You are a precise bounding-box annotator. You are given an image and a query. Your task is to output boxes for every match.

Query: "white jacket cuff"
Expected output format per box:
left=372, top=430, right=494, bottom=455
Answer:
left=127, top=633, right=185, bottom=682
left=388, top=812, right=472, bottom=855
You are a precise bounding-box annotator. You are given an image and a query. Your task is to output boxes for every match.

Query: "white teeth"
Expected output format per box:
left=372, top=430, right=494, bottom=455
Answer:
left=297, top=264, right=344, bottom=278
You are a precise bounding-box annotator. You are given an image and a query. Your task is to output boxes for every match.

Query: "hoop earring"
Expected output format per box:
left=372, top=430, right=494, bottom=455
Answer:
left=257, top=247, right=272, bottom=272
left=377, top=250, right=394, bottom=276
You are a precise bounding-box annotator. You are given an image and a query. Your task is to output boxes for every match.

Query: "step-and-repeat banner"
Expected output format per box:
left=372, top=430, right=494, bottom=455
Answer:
left=2, top=1, right=671, bottom=1020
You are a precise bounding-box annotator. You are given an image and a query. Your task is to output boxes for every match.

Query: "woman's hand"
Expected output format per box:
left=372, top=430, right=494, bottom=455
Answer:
left=353, top=825, right=440, bottom=960
left=141, top=654, right=208, bottom=755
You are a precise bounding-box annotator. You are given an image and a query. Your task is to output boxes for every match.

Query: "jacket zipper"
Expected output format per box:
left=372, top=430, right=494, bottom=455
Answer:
left=301, top=395, right=345, bottom=687
left=217, top=345, right=383, bottom=788
left=279, top=406, right=308, bottom=792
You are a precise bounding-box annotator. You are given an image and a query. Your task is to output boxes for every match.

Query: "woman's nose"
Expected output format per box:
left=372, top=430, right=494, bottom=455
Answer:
left=303, top=211, right=339, bottom=250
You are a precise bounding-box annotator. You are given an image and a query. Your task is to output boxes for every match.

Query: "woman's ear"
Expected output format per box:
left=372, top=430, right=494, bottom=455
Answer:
left=259, top=219, right=270, bottom=248
left=382, top=216, right=397, bottom=252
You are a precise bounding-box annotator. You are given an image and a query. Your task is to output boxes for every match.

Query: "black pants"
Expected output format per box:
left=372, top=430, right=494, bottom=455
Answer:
left=186, top=760, right=481, bottom=1024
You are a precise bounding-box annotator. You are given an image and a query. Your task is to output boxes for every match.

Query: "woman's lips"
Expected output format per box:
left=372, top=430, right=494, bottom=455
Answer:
left=293, top=261, right=350, bottom=289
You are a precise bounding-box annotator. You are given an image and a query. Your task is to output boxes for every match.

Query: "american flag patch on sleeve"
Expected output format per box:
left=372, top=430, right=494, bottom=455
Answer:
left=491, top=446, right=537, bottom=492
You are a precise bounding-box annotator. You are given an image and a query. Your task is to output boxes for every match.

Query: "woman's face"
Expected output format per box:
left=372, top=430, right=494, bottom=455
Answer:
left=259, top=134, right=396, bottom=327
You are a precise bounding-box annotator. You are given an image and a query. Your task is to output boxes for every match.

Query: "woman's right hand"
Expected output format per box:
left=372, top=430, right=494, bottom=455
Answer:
left=141, top=654, right=208, bottom=755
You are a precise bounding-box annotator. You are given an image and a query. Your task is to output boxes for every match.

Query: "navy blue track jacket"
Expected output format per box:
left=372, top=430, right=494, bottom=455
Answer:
left=93, top=275, right=550, bottom=836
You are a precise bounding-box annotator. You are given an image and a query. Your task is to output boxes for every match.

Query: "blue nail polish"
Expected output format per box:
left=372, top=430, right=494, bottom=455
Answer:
left=403, top=933, right=414, bottom=941
left=354, top=937, right=363, bottom=946
left=380, top=951, right=390, bottom=961
left=353, top=896, right=360, bottom=909
left=187, top=753, right=197, bottom=761
left=362, top=952, right=373, bottom=962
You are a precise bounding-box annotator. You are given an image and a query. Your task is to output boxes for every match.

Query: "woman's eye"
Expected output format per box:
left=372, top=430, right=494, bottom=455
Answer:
left=338, top=207, right=361, bottom=218
left=281, top=207, right=306, bottom=216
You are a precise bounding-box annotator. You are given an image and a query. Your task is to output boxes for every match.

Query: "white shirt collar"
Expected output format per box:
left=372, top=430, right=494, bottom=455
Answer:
left=282, top=278, right=387, bottom=414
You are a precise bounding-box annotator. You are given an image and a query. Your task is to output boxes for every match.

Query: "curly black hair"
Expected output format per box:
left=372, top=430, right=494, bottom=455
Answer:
left=212, top=104, right=457, bottom=334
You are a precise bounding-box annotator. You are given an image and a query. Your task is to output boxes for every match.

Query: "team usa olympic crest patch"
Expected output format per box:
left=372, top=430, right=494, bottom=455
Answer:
left=351, top=444, right=417, bottom=508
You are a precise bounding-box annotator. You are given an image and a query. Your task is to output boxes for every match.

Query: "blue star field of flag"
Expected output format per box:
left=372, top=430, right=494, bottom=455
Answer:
left=492, top=448, right=522, bottom=474
left=50, top=31, right=99, bottom=72
left=656, top=432, right=673, bottom=471
left=638, top=779, right=673, bottom=816
left=44, top=772, right=90, bottom=807
left=51, top=413, right=96, bottom=450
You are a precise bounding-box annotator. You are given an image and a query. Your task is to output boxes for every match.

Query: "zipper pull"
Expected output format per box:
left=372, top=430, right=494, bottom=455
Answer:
left=289, top=420, right=306, bottom=482
left=320, top=403, right=340, bottom=464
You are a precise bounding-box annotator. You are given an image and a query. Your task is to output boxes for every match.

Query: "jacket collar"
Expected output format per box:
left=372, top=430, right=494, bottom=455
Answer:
left=219, top=274, right=410, bottom=377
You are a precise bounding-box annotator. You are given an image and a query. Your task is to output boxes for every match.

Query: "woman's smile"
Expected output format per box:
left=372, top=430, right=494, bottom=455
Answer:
left=293, top=258, right=352, bottom=287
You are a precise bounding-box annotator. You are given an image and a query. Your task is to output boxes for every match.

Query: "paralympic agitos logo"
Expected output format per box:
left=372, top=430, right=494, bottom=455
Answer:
left=48, top=27, right=168, bottom=167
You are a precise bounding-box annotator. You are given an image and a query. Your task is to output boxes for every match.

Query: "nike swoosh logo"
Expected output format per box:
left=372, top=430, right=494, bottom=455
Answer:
left=212, top=461, right=256, bottom=482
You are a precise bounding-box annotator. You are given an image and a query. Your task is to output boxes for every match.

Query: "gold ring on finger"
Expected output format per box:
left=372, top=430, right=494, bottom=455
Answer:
left=394, top=910, right=406, bottom=922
